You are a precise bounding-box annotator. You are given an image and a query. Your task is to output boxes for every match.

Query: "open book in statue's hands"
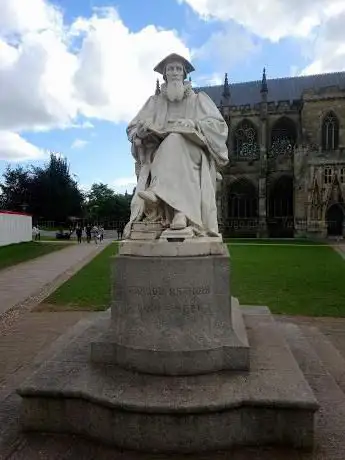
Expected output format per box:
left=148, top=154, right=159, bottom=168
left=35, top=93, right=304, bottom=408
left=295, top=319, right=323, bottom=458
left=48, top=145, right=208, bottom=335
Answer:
left=146, top=123, right=206, bottom=147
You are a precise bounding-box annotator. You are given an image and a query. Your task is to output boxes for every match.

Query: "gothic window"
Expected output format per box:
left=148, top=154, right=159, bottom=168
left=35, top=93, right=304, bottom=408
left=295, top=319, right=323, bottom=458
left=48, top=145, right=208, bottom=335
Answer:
left=340, top=168, right=345, bottom=184
left=269, top=117, right=297, bottom=158
left=322, top=112, right=339, bottom=151
left=233, top=120, right=259, bottom=159
left=324, top=167, right=333, bottom=184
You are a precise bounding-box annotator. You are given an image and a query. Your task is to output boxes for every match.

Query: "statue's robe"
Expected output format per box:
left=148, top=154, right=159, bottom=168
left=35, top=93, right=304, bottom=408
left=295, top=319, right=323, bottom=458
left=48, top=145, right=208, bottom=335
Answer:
left=124, top=85, right=229, bottom=237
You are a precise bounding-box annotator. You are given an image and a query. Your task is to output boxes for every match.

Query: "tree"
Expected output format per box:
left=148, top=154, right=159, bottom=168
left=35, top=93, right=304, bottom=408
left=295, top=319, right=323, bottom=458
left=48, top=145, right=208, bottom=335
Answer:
left=31, top=154, right=84, bottom=222
left=0, top=153, right=84, bottom=223
left=86, top=183, right=131, bottom=225
left=0, top=165, right=33, bottom=211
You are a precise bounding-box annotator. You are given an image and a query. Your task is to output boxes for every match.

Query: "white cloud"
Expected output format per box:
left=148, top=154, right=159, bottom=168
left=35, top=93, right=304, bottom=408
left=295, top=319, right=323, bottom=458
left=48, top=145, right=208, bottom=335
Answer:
left=72, top=13, right=190, bottom=123
left=112, top=176, right=137, bottom=194
left=71, top=138, right=88, bottom=149
left=192, top=24, right=260, bottom=71
left=0, top=0, right=190, bottom=160
left=0, top=131, right=45, bottom=161
left=79, top=121, right=94, bottom=129
left=179, top=0, right=345, bottom=76
left=193, top=72, right=223, bottom=87
left=300, top=11, right=345, bottom=75
left=0, top=0, right=62, bottom=36
left=178, top=0, right=345, bottom=42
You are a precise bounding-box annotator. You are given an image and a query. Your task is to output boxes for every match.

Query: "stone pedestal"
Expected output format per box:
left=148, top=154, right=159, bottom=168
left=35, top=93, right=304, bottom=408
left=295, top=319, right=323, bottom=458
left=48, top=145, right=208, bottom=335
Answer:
left=91, top=240, right=249, bottom=375
left=129, top=221, right=163, bottom=240
left=16, top=239, right=319, bottom=453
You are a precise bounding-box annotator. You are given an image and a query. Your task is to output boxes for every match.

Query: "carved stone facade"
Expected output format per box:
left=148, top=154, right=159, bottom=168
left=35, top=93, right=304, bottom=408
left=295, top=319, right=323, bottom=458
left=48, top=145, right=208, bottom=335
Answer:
left=198, top=70, right=345, bottom=238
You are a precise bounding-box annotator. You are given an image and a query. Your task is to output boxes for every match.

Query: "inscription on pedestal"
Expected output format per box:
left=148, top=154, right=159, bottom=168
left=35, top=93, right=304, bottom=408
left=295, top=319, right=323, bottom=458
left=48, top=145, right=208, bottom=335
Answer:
left=126, top=285, right=211, bottom=314
left=128, top=286, right=210, bottom=296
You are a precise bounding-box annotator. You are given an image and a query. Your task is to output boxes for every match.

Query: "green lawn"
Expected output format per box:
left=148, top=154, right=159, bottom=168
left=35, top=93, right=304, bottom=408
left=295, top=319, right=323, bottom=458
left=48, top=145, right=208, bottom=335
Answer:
left=230, top=244, right=345, bottom=316
left=44, top=243, right=119, bottom=311
left=225, top=238, right=323, bottom=245
left=0, top=241, right=69, bottom=271
left=42, top=241, right=345, bottom=317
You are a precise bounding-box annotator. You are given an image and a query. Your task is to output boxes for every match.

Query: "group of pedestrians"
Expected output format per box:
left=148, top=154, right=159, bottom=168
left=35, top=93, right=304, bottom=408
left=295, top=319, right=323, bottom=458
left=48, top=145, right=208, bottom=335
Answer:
left=75, top=225, right=104, bottom=244
left=32, top=225, right=41, bottom=240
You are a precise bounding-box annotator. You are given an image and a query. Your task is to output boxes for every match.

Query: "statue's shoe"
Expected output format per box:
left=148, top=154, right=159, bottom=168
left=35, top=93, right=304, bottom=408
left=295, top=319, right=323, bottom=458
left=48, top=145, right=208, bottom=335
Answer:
left=170, top=212, right=187, bottom=230
left=138, top=190, right=158, bottom=204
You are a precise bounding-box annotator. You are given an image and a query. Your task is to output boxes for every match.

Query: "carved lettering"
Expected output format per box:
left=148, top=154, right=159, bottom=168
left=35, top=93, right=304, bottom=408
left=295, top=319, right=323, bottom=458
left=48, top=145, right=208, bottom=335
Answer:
left=127, top=286, right=210, bottom=296
left=137, top=304, right=201, bottom=313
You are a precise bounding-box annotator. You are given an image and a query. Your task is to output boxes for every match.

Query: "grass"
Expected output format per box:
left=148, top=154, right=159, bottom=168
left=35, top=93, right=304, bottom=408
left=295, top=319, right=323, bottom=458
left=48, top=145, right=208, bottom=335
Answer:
left=40, top=240, right=345, bottom=317
left=229, top=244, right=345, bottom=317
left=43, top=243, right=119, bottom=311
left=0, top=241, right=70, bottom=271
left=225, top=238, right=323, bottom=245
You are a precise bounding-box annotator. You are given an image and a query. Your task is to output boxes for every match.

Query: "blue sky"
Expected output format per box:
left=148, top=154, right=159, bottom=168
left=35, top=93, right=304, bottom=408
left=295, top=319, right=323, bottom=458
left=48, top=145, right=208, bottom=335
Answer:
left=0, top=0, right=344, bottom=194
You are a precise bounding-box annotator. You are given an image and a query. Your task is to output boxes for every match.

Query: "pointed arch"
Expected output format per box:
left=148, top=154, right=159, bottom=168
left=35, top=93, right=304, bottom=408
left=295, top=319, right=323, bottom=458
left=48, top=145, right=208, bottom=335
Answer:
left=326, top=204, right=344, bottom=236
left=229, top=177, right=258, bottom=219
left=322, top=111, right=339, bottom=151
left=227, top=177, right=258, bottom=236
left=325, top=174, right=344, bottom=206
left=267, top=175, right=294, bottom=237
left=233, top=119, right=259, bottom=159
left=269, top=116, right=297, bottom=158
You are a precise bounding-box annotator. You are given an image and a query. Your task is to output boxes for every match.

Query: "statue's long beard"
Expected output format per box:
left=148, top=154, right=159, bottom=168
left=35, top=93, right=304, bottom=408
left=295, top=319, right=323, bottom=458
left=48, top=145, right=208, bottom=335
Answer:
left=166, top=81, right=185, bottom=102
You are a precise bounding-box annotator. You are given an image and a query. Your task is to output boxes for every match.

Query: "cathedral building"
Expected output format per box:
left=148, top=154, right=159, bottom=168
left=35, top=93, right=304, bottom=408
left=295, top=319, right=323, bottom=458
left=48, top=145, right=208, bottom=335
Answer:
left=197, top=70, right=345, bottom=238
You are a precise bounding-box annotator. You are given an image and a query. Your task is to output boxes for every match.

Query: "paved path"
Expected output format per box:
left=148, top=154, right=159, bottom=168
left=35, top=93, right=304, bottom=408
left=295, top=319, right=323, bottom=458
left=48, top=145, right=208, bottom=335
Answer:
left=0, top=242, right=110, bottom=318
left=331, top=242, right=345, bottom=261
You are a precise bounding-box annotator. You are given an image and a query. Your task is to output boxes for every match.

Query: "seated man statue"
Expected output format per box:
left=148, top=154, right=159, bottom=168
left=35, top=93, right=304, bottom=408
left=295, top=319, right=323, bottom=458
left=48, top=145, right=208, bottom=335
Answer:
left=124, top=53, right=229, bottom=238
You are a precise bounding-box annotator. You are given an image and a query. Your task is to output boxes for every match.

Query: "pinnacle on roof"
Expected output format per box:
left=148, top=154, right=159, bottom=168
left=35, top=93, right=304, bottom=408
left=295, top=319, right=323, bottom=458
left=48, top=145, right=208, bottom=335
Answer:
left=261, top=67, right=268, bottom=93
left=222, top=72, right=230, bottom=99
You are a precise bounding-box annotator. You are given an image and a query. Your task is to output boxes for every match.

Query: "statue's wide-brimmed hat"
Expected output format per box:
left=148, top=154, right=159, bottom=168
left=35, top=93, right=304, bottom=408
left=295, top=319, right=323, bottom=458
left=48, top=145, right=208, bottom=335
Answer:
left=153, top=53, right=195, bottom=75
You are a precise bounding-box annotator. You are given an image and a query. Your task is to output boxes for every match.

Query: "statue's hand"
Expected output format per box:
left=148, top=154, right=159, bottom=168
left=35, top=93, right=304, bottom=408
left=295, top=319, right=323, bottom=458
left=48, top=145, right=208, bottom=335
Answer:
left=175, top=118, right=195, bottom=129
left=136, top=121, right=150, bottom=139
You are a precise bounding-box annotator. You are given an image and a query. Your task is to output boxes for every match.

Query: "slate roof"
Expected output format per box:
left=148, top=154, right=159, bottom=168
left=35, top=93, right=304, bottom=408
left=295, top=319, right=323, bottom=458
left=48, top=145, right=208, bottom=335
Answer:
left=195, top=71, right=345, bottom=107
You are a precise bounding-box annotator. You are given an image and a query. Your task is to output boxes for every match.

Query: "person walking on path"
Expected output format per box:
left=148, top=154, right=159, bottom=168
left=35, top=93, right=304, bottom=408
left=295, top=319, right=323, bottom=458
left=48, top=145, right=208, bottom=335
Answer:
left=99, top=226, right=104, bottom=242
left=91, top=225, right=99, bottom=244
left=85, top=224, right=92, bottom=243
left=76, top=226, right=83, bottom=244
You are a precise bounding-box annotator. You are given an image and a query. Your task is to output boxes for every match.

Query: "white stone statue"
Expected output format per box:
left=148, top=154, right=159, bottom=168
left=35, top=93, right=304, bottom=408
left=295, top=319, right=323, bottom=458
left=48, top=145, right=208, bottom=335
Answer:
left=124, top=53, right=229, bottom=238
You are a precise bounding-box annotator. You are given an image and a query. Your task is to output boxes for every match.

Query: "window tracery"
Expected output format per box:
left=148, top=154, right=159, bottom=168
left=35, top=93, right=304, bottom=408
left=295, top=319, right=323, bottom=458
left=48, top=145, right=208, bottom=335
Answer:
left=269, top=117, right=297, bottom=159
left=324, top=168, right=333, bottom=185
left=322, top=112, right=339, bottom=151
left=233, top=120, right=259, bottom=159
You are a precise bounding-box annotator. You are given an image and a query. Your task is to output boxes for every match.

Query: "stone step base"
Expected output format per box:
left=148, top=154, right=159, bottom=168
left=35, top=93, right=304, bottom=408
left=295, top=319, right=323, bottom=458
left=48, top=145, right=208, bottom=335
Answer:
left=17, top=307, right=318, bottom=453
left=279, top=320, right=345, bottom=403
left=294, top=324, right=345, bottom=396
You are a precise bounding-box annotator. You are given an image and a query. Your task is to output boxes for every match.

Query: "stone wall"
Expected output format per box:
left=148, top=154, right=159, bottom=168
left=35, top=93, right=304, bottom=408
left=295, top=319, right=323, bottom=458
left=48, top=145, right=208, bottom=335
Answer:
left=218, top=86, right=345, bottom=238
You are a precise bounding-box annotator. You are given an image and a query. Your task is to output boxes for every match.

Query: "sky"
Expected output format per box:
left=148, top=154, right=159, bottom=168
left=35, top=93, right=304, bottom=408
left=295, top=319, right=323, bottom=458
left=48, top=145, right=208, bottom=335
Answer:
left=0, top=0, right=345, bottom=194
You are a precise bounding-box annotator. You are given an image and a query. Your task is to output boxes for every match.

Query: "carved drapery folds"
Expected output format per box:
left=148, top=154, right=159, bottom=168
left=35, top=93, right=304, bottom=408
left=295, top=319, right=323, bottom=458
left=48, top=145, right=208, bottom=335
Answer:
left=269, top=117, right=297, bottom=158
left=322, top=111, right=339, bottom=151
left=233, top=119, right=259, bottom=159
